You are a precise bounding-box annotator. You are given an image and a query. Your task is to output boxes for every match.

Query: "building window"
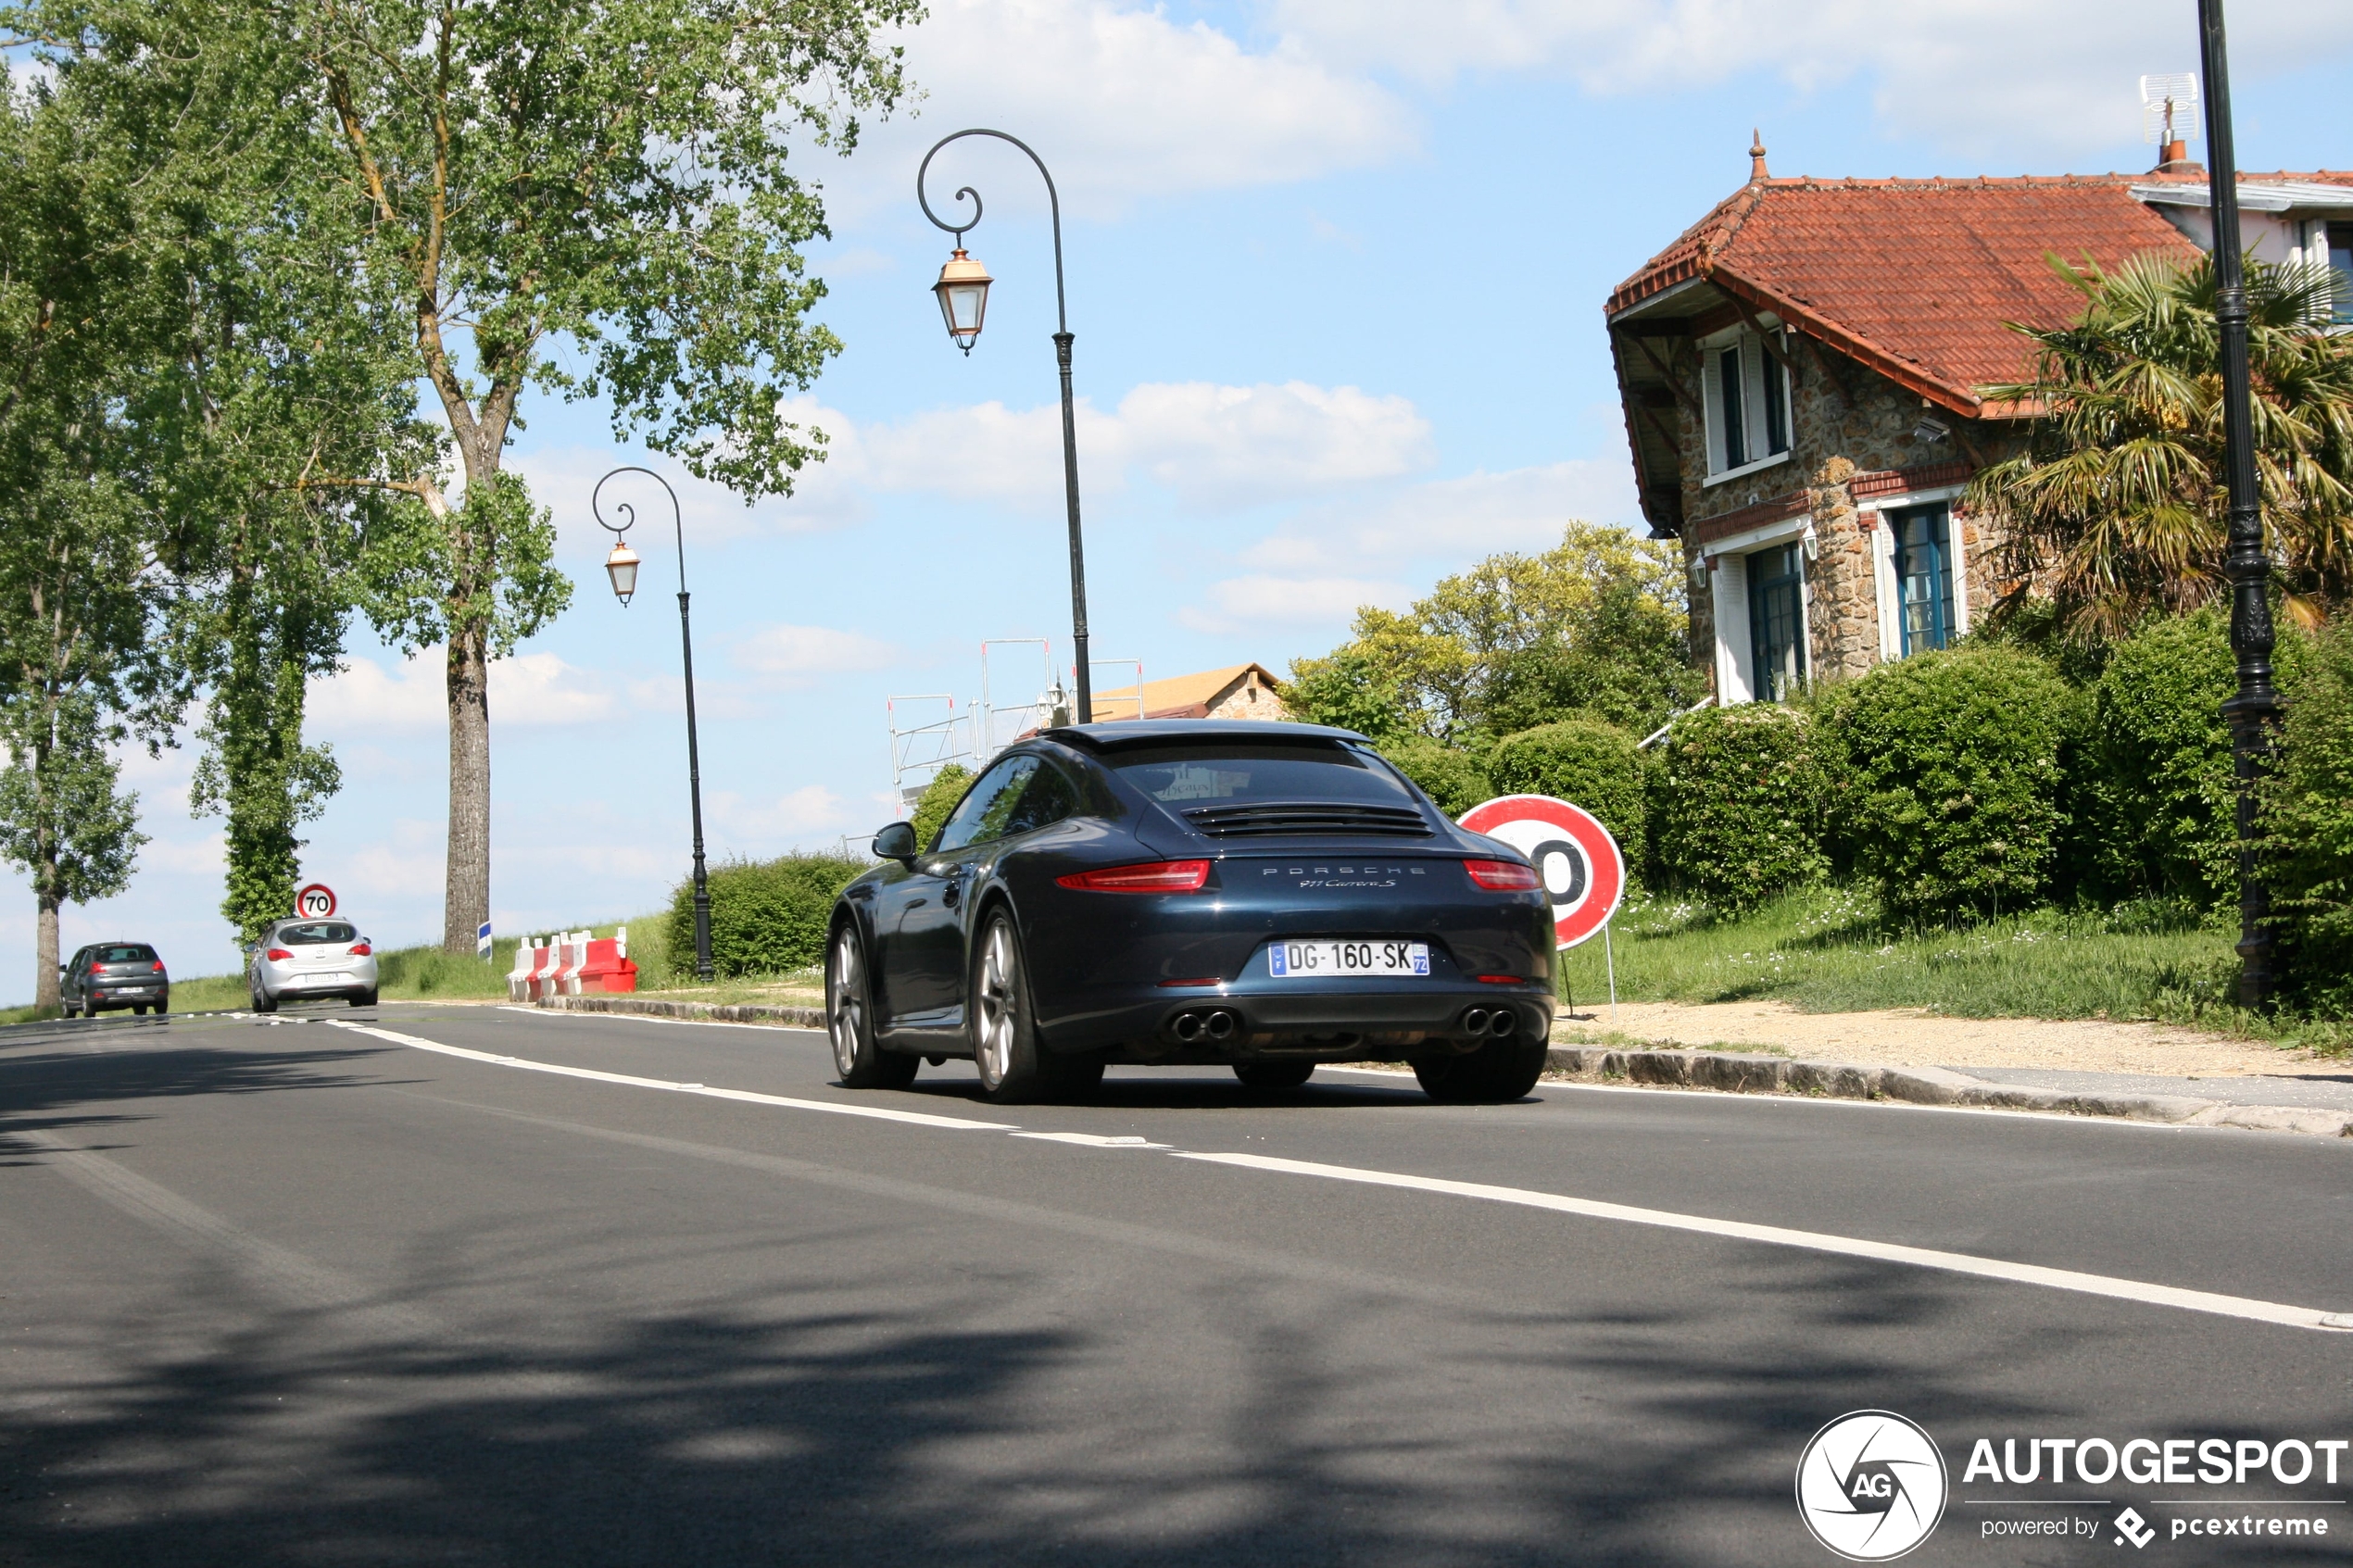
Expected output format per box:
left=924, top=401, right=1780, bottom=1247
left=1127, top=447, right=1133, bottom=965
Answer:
left=1747, top=541, right=1807, bottom=701
left=2330, top=223, right=2353, bottom=325
left=1889, top=503, right=1956, bottom=655
left=1703, top=329, right=1793, bottom=480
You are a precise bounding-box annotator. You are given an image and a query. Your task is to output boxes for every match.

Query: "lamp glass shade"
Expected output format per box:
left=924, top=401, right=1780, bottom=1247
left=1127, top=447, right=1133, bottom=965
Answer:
left=604, top=540, right=641, bottom=605
left=933, top=248, right=991, bottom=353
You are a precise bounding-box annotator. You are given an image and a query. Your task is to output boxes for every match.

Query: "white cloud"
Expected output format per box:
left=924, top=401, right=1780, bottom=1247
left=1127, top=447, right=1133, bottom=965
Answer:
left=1177, top=573, right=1417, bottom=634
left=834, top=0, right=1416, bottom=223
left=308, top=650, right=617, bottom=732
left=854, top=380, right=1432, bottom=511
left=142, top=832, right=227, bottom=877
left=1266, top=0, right=2353, bottom=160
left=1241, top=458, right=1641, bottom=571
left=708, top=784, right=858, bottom=845
left=733, top=624, right=905, bottom=681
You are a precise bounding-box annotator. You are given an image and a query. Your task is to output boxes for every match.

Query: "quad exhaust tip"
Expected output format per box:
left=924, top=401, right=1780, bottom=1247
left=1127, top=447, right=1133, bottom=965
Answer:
left=1460, top=1006, right=1518, bottom=1038
left=1169, top=1008, right=1241, bottom=1044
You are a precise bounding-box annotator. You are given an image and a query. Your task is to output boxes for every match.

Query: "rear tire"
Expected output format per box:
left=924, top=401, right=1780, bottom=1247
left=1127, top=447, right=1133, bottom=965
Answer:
left=828, top=924, right=915, bottom=1090
left=348, top=989, right=378, bottom=1008
left=1413, top=1034, right=1546, bottom=1104
left=972, top=911, right=1079, bottom=1104
left=1234, top=1060, right=1315, bottom=1090
left=132, top=1004, right=147, bottom=1016
left=252, top=985, right=277, bottom=1015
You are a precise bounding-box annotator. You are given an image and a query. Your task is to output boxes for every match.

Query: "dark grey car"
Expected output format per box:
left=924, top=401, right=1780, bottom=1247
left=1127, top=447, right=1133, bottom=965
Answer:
left=61, top=943, right=170, bottom=1017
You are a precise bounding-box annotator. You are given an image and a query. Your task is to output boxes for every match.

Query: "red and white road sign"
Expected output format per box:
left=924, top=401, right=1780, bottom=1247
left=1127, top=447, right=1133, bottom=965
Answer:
left=1458, top=795, right=1625, bottom=950
left=294, top=883, right=337, bottom=919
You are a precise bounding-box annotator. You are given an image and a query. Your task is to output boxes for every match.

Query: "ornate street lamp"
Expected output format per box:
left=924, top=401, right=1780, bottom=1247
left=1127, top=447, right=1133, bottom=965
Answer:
left=2196, top=0, right=2286, bottom=1008
left=593, top=466, right=713, bottom=983
left=917, top=129, right=1096, bottom=726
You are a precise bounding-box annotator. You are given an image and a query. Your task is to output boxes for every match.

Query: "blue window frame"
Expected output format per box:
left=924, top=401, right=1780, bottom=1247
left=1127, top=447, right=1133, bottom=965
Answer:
left=1747, top=541, right=1807, bottom=702
left=1890, top=503, right=1956, bottom=655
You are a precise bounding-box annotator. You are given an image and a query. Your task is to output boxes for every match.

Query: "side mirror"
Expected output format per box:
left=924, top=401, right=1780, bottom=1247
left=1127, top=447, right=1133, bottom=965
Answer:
left=872, top=822, right=919, bottom=863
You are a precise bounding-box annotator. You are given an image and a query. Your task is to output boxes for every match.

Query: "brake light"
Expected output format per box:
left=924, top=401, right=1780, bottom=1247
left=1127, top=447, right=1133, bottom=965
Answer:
left=1056, top=859, right=1212, bottom=893
left=1464, top=858, right=1541, bottom=891
left=1158, top=976, right=1223, bottom=987
left=349, top=943, right=371, bottom=956
left=1477, top=974, right=1525, bottom=985
left=266, top=948, right=293, bottom=961
left=152, top=961, right=165, bottom=973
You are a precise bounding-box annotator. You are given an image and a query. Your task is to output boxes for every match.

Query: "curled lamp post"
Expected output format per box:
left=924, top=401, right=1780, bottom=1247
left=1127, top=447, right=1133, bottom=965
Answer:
left=917, top=129, right=1094, bottom=726
left=2196, top=0, right=2284, bottom=1009
left=594, top=466, right=713, bottom=983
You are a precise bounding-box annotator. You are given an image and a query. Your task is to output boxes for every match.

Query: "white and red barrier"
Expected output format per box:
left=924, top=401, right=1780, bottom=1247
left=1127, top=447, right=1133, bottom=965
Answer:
left=507, top=928, right=639, bottom=1000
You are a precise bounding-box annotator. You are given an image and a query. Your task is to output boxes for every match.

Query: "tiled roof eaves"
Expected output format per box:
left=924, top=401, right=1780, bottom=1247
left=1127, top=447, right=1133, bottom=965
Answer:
left=1706, top=267, right=1989, bottom=416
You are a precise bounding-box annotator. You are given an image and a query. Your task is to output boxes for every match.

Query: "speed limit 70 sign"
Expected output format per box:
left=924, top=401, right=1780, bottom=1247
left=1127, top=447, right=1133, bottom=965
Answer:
left=1457, top=795, right=1625, bottom=950
left=294, top=884, right=337, bottom=919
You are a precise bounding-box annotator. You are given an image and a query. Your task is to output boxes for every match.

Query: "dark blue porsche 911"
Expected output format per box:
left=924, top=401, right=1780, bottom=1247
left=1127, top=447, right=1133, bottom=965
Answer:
left=825, top=720, right=1555, bottom=1105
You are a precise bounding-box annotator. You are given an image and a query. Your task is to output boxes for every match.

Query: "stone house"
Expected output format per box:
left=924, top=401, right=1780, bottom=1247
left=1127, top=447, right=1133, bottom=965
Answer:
left=1089, top=663, right=1289, bottom=722
left=1606, top=140, right=2353, bottom=704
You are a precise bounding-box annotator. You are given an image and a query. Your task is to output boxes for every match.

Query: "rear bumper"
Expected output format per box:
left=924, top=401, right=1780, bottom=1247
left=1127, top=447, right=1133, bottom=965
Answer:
left=86, top=986, right=168, bottom=1011
left=1044, top=979, right=1554, bottom=1060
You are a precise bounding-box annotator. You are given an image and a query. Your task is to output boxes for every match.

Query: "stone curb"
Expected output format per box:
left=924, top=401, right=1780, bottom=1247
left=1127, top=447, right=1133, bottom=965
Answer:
left=536, top=994, right=826, bottom=1029
left=1542, top=1046, right=2353, bottom=1140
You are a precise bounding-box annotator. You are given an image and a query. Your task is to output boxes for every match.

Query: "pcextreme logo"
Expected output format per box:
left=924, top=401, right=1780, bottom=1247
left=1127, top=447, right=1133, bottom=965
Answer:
left=1796, top=1411, right=1951, bottom=1562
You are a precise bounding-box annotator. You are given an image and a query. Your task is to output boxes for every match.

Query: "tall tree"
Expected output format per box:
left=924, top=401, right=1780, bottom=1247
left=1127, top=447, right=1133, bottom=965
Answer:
left=0, top=67, right=181, bottom=1006
left=1969, top=253, right=2353, bottom=640
left=287, top=0, right=919, bottom=951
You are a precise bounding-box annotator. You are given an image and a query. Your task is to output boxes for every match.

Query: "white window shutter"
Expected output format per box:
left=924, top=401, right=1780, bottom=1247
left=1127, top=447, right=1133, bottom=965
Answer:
left=1702, top=351, right=1726, bottom=474
left=1712, top=554, right=1754, bottom=704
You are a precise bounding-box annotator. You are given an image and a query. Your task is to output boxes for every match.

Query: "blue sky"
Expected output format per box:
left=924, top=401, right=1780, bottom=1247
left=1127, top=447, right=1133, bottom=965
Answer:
left=18, top=0, right=2353, bottom=993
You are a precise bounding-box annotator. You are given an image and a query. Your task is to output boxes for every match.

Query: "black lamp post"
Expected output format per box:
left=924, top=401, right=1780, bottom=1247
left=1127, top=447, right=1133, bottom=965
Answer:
left=594, top=466, right=713, bottom=983
left=917, top=129, right=1095, bottom=727
left=2196, top=0, right=2285, bottom=1009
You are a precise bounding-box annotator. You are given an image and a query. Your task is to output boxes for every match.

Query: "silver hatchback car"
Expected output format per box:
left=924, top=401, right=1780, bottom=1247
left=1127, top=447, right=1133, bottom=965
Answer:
left=248, top=919, right=380, bottom=1011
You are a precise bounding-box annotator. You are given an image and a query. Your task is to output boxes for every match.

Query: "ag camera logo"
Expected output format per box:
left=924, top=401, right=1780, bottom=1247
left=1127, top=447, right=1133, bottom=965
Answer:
left=1796, top=1411, right=1949, bottom=1561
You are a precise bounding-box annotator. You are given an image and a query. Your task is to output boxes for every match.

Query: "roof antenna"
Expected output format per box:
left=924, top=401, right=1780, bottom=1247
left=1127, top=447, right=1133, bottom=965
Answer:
left=1749, top=129, right=1769, bottom=182
left=2139, top=73, right=2200, bottom=171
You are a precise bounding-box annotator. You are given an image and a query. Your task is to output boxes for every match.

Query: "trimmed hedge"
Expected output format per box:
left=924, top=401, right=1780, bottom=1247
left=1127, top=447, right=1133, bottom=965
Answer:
left=1485, top=717, right=1645, bottom=874
left=1831, top=646, right=2076, bottom=922
left=668, top=852, right=869, bottom=979
left=2266, top=620, right=2353, bottom=1016
left=1376, top=736, right=1491, bottom=819
left=2082, top=609, right=2238, bottom=908
left=1649, top=703, right=1829, bottom=910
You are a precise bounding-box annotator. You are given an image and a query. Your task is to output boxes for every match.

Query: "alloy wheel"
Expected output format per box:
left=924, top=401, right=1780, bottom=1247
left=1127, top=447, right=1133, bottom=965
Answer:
left=829, top=930, right=866, bottom=1078
left=975, top=920, right=1019, bottom=1086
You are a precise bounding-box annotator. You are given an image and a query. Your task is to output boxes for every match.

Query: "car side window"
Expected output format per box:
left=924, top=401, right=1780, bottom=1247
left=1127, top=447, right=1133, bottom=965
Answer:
left=936, top=756, right=1041, bottom=853
left=1002, top=761, right=1078, bottom=836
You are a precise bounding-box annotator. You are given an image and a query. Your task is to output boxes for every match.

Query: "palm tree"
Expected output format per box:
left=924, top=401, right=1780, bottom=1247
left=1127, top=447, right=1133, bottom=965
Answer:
left=1968, top=253, right=2353, bottom=639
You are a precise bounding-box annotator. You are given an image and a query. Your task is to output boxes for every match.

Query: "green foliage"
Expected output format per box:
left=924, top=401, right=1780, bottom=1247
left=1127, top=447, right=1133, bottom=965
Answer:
left=1831, top=646, right=2076, bottom=922
left=355, top=471, right=572, bottom=659
left=1292, top=522, right=1700, bottom=746
left=1970, top=252, right=2353, bottom=636
left=910, top=765, right=973, bottom=854
left=671, top=853, right=870, bottom=980
left=1485, top=718, right=1645, bottom=872
left=2265, top=620, right=2353, bottom=1016
left=1282, top=646, right=1409, bottom=741
left=1375, top=736, right=1491, bottom=819
left=2078, top=609, right=2238, bottom=909
left=1648, top=703, right=1829, bottom=910
left=0, top=689, right=145, bottom=909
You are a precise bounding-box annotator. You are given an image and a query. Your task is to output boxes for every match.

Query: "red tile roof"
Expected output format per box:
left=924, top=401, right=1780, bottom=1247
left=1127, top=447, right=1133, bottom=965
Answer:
left=1608, top=174, right=2242, bottom=416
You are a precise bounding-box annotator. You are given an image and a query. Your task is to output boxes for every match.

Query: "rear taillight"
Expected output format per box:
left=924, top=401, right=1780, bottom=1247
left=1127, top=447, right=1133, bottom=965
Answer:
left=151, top=961, right=165, bottom=973
left=1056, top=859, right=1212, bottom=893
left=266, top=947, right=293, bottom=961
left=349, top=943, right=371, bottom=956
left=1464, top=858, right=1541, bottom=892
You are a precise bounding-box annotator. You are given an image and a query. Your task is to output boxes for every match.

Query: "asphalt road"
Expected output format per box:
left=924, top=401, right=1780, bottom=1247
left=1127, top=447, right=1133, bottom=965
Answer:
left=4, top=1001, right=2349, bottom=1567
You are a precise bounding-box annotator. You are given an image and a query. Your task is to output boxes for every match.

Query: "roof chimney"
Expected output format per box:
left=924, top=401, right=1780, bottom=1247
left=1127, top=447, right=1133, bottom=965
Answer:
left=1749, top=130, right=1769, bottom=182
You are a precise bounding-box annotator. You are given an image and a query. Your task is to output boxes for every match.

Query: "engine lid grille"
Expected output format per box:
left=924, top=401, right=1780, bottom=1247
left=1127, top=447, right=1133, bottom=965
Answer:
left=1184, top=802, right=1432, bottom=838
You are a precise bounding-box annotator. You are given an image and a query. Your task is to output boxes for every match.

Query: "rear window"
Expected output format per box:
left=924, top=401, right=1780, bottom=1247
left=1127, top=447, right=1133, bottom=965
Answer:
left=1104, top=741, right=1416, bottom=806
left=280, top=922, right=358, bottom=946
left=97, top=945, right=156, bottom=964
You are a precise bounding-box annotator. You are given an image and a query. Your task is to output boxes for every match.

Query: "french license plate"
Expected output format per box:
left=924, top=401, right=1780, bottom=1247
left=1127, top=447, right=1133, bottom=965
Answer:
left=1267, top=940, right=1428, bottom=978
left=300, top=971, right=349, bottom=987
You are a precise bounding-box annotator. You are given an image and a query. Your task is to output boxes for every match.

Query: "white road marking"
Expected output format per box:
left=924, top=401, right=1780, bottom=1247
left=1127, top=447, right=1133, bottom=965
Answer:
left=1011, top=1132, right=1169, bottom=1149
left=335, top=1016, right=2349, bottom=1330
left=1174, top=1150, right=2352, bottom=1333
left=327, top=1021, right=1016, bottom=1132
